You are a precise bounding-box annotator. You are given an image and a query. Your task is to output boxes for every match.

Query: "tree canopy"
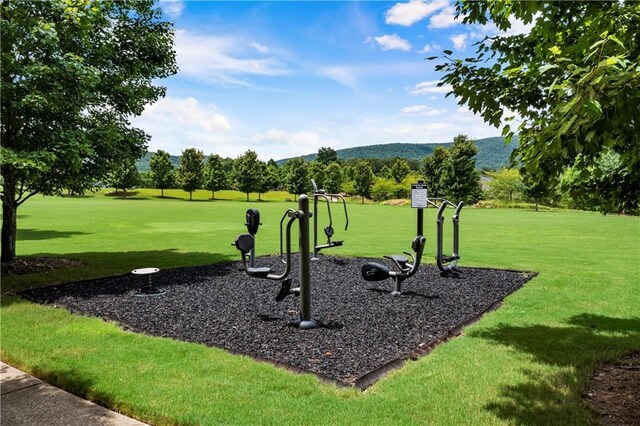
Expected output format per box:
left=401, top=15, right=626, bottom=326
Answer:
left=434, top=1, right=639, bottom=214
left=285, top=157, right=310, bottom=199
left=176, top=148, right=204, bottom=201
left=0, top=0, right=177, bottom=261
left=232, top=150, right=263, bottom=202
left=204, top=154, right=227, bottom=200
left=149, top=150, right=174, bottom=197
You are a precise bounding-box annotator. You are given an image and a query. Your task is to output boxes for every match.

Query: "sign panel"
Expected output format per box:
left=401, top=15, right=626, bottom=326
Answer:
left=411, top=183, right=428, bottom=208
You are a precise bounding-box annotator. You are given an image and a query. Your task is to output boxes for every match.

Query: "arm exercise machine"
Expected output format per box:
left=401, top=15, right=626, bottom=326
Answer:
left=311, top=179, right=349, bottom=260
left=233, top=195, right=317, bottom=329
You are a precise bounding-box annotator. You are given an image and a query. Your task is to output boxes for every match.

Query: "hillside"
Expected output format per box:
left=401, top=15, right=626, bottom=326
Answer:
left=136, top=152, right=182, bottom=173
left=277, top=136, right=518, bottom=170
left=137, top=136, right=518, bottom=172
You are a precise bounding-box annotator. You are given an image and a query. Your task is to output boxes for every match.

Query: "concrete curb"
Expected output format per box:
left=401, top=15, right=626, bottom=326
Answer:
left=0, top=362, right=147, bottom=426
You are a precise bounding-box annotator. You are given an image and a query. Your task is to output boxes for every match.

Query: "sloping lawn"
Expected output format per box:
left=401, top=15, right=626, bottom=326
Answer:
left=2, top=192, right=639, bottom=424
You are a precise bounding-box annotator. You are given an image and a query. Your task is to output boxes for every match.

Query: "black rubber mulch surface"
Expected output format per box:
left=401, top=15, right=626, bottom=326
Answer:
left=21, top=255, right=535, bottom=388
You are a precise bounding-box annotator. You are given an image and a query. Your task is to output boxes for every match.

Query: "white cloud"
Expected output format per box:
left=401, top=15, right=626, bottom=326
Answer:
left=385, top=0, right=449, bottom=26
left=428, top=6, right=459, bottom=29
left=131, top=96, right=233, bottom=154
left=418, top=43, right=440, bottom=53
left=159, top=0, right=185, bottom=19
left=374, top=34, right=412, bottom=51
left=316, top=65, right=359, bottom=88
left=401, top=105, right=447, bottom=116
left=140, top=97, right=230, bottom=133
left=450, top=33, right=468, bottom=50
left=249, top=41, right=270, bottom=54
left=175, top=30, right=291, bottom=86
left=407, top=80, right=452, bottom=95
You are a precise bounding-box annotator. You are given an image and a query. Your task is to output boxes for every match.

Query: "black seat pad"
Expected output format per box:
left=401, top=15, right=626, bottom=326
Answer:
left=246, top=267, right=272, bottom=278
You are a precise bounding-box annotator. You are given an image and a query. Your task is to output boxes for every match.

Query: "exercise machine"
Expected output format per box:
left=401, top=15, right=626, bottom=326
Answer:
left=244, top=208, right=261, bottom=268
left=435, top=200, right=463, bottom=274
left=311, top=179, right=349, bottom=260
left=361, top=182, right=427, bottom=295
left=233, top=195, right=316, bottom=329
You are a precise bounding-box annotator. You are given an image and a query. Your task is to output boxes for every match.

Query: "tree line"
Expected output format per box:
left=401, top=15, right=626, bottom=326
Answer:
left=111, top=135, right=482, bottom=205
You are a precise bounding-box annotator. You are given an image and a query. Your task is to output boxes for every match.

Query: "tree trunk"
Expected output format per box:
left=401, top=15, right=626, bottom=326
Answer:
left=258, top=192, right=262, bottom=201
left=246, top=192, right=249, bottom=202
left=1, top=172, right=18, bottom=263
left=211, top=190, right=215, bottom=200
left=123, top=187, right=127, bottom=198
left=189, top=191, right=193, bottom=201
left=161, top=188, right=164, bottom=197
left=361, top=196, right=364, bottom=204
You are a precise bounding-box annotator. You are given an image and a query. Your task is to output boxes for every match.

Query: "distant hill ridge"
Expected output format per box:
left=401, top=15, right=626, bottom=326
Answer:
left=277, top=136, right=518, bottom=170
left=137, top=136, right=518, bottom=172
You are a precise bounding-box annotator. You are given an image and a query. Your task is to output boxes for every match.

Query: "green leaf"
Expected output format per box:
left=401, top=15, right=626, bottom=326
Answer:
left=443, top=50, right=453, bottom=55
left=608, top=35, right=625, bottom=50
left=539, top=64, right=557, bottom=74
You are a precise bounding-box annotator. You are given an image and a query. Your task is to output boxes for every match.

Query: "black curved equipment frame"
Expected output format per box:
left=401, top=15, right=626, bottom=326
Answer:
left=311, top=179, right=349, bottom=259
left=361, top=235, right=426, bottom=296
left=432, top=199, right=464, bottom=273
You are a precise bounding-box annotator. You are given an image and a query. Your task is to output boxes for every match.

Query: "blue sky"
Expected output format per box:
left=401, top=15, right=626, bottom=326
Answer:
left=133, top=0, right=531, bottom=160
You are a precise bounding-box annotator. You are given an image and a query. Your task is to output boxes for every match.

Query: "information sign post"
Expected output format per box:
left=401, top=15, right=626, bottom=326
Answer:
left=411, top=181, right=428, bottom=236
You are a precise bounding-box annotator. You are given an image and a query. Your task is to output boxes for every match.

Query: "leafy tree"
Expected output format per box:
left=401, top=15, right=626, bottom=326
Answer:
left=308, top=161, right=327, bottom=190
left=260, top=161, right=281, bottom=196
left=422, top=146, right=449, bottom=197
left=434, top=1, right=640, bottom=214
left=232, top=150, right=263, bottom=202
left=257, top=160, right=283, bottom=201
left=149, top=150, right=174, bottom=197
left=522, top=167, right=559, bottom=212
left=285, top=157, right=310, bottom=200
left=108, top=159, right=140, bottom=199
left=561, top=151, right=636, bottom=214
left=0, top=0, right=177, bottom=261
left=317, top=146, right=338, bottom=165
left=353, top=160, right=375, bottom=204
left=324, top=162, right=344, bottom=194
left=440, top=135, right=481, bottom=203
left=379, top=165, right=393, bottom=180
left=176, top=148, right=204, bottom=201
left=204, top=154, right=227, bottom=200
left=390, top=158, right=411, bottom=183
left=371, top=177, right=406, bottom=202
left=485, top=168, right=523, bottom=202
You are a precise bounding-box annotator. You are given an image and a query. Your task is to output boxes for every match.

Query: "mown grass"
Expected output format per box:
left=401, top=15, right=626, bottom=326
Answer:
left=1, top=191, right=639, bottom=425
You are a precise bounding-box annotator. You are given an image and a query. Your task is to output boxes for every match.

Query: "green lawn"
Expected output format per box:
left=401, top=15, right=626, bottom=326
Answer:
left=2, top=191, right=639, bottom=425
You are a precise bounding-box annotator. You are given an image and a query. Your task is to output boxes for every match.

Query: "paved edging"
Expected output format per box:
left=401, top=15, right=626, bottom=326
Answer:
left=0, top=362, right=148, bottom=426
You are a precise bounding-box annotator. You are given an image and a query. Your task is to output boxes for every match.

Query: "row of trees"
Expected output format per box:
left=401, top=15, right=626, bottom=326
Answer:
left=127, top=136, right=483, bottom=204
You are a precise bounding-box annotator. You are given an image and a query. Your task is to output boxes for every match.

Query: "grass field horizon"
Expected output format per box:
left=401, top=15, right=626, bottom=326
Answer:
left=1, top=190, right=639, bottom=424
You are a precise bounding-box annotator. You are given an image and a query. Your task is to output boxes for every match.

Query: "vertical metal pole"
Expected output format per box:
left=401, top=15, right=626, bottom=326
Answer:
left=297, top=194, right=316, bottom=329
left=417, top=208, right=424, bottom=236
left=250, top=240, right=256, bottom=268
left=312, top=193, right=319, bottom=259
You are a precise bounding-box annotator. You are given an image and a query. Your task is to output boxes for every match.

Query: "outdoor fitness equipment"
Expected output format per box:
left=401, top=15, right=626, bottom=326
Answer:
left=233, top=195, right=316, bottom=329
left=360, top=182, right=428, bottom=295
left=311, top=179, right=349, bottom=260
left=244, top=208, right=261, bottom=268
left=434, top=200, right=464, bottom=274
